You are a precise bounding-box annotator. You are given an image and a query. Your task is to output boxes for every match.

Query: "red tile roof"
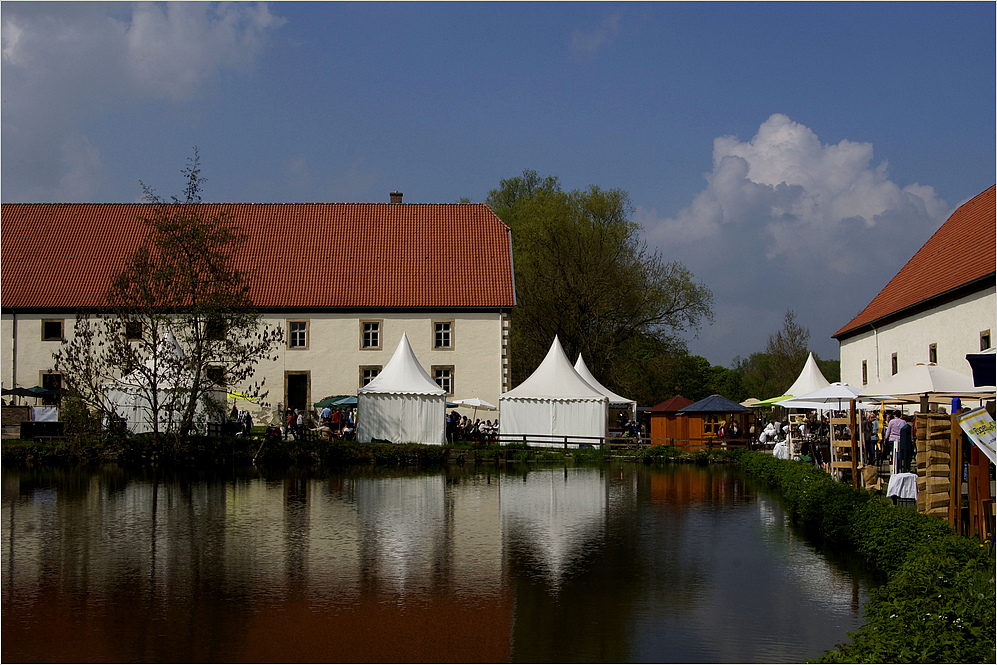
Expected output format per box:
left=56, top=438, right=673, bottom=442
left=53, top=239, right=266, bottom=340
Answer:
left=834, top=185, right=996, bottom=339
left=647, top=395, right=694, bottom=413
left=1, top=203, right=516, bottom=310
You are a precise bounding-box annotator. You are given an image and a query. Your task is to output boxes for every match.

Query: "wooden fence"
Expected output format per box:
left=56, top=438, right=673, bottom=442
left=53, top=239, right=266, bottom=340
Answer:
left=490, top=433, right=755, bottom=451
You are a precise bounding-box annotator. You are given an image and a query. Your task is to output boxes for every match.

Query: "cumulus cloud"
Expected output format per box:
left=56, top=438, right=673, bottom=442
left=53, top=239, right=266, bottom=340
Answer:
left=1, top=2, right=284, bottom=201
left=639, top=114, right=949, bottom=365
left=569, top=14, right=620, bottom=57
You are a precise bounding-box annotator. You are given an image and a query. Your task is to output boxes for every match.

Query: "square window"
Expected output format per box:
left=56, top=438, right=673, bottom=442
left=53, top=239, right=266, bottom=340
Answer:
left=361, top=321, right=381, bottom=349
left=41, top=372, right=61, bottom=405
left=433, top=366, right=454, bottom=395
left=434, top=321, right=453, bottom=349
left=289, top=321, right=308, bottom=349
left=125, top=321, right=143, bottom=340
left=205, top=317, right=227, bottom=341
left=42, top=320, right=63, bottom=341
left=360, top=366, right=381, bottom=388
left=206, top=366, right=226, bottom=386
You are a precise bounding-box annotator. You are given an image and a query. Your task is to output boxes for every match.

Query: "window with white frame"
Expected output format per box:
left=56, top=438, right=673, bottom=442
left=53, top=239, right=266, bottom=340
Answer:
left=288, top=320, right=308, bottom=349
left=361, top=320, right=381, bottom=349
left=360, top=365, right=381, bottom=388
left=432, top=366, right=454, bottom=395
left=434, top=321, right=453, bottom=349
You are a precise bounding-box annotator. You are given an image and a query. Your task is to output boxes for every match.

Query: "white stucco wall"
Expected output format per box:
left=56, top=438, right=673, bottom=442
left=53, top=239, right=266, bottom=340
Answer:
left=838, top=286, right=995, bottom=388
left=3, top=310, right=509, bottom=420
left=1, top=313, right=73, bottom=390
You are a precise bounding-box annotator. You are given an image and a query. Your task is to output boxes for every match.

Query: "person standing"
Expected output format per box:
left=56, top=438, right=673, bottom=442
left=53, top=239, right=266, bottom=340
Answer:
left=884, top=411, right=906, bottom=469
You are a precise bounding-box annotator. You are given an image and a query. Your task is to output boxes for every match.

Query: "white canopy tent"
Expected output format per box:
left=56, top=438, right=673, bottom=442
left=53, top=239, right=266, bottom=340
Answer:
left=104, top=329, right=225, bottom=434
left=784, top=352, right=832, bottom=397
left=500, top=337, right=608, bottom=446
left=574, top=354, right=637, bottom=424
left=358, top=332, right=447, bottom=445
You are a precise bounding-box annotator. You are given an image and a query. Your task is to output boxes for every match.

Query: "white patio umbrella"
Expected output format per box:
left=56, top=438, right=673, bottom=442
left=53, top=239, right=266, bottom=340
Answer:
left=775, top=382, right=879, bottom=411
left=452, top=397, right=497, bottom=420
left=858, top=363, right=996, bottom=407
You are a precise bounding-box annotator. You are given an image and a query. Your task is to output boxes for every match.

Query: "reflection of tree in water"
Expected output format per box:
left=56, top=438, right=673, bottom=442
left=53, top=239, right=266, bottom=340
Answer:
left=1, top=466, right=260, bottom=662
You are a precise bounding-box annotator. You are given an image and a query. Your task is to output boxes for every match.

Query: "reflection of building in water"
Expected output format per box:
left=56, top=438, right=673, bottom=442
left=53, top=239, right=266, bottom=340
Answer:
left=245, top=473, right=513, bottom=663
left=648, top=466, right=750, bottom=508
left=500, top=467, right=606, bottom=585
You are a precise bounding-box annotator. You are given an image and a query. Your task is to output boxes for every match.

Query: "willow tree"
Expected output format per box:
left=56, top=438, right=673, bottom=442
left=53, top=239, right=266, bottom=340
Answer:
left=55, top=150, right=283, bottom=441
left=486, top=170, right=713, bottom=397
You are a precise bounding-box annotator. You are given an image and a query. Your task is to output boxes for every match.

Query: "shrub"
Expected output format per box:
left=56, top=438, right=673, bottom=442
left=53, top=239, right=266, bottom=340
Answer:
left=736, top=451, right=995, bottom=663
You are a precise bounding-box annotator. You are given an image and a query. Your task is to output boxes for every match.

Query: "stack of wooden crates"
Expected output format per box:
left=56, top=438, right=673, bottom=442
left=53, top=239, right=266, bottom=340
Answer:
left=915, top=413, right=955, bottom=518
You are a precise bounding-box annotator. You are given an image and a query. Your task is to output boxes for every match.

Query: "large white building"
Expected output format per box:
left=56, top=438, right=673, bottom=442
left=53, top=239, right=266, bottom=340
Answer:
left=1, top=196, right=516, bottom=416
left=833, top=185, right=995, bottom=387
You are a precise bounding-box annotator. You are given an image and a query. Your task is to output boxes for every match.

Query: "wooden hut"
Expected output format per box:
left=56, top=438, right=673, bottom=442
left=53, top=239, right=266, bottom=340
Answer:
left=647, top=396, right=694, bottom=445
left=673, top=394, right=752, bottom=449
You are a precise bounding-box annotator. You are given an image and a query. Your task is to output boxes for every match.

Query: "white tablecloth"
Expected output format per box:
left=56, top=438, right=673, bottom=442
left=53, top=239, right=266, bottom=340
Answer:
left=886, top=472, right=918, bottom=500
left=772, top=442, right=790, bottom=460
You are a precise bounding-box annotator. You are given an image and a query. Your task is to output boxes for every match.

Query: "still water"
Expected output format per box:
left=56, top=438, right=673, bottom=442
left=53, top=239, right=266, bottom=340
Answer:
left=2, top=463, right=874, bottom=663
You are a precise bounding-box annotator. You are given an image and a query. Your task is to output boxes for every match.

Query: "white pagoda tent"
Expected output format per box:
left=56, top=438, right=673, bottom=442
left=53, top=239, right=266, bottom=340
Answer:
left=499, top=337, right=608, bottom=446
left=574, top=354, right=637, bottom=422
left=785, top=352, right=831, bottom=397
left=358, top=332, right=447, bottom=445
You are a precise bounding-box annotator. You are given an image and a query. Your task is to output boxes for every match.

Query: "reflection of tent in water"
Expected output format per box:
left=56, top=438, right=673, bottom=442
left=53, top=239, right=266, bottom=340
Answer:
left=357, top=332, right=446, bottom=445
left=104, top=330, right=225, bottom=434
left=499, top=467, right=606, bottom=587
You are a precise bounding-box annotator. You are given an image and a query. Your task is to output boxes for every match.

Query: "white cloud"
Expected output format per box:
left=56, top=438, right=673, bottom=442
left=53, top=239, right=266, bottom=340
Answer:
left=1, top=2, right=284, bottom=201
left=639, top=114, right=950, bottom=365
left=569, top=14, right=621, bottom=57
left=642, top=114, right=947, bottom=267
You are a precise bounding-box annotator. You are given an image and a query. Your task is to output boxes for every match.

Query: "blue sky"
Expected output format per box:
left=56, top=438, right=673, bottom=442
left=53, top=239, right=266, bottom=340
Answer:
left=3, top=2, right=994, bottom=370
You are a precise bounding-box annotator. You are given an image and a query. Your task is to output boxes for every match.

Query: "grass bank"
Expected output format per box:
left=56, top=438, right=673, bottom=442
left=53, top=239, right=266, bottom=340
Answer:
left=1, top=436, right=737, bottom=468
left=736, top=450, right=994, bottom=663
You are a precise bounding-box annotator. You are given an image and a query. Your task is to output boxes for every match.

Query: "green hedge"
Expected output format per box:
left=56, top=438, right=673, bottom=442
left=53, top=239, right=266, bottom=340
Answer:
left=736, top=451, right=995, bottom=663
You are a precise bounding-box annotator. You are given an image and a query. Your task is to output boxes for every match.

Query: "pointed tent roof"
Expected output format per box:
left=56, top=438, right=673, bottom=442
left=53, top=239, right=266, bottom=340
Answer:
left=502, top=337, right=607, bottom=400
left=573, top=354, right=636, bottom=407
left=358, top=332, right=445, bottom=396
left=647, top=396, right=694, bottom=413
left=784, top=352, right=831, bottom=397
left=677, top=394, right=751, bottom=414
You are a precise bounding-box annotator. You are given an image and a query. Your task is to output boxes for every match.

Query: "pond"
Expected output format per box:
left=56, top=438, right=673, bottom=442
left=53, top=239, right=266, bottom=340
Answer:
left=2, top=463, right=875, bottom=663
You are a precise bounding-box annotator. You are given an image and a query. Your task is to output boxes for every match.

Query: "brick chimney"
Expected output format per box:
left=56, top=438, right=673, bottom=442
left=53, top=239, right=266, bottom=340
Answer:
left=389, top=191, right=403, bottom=204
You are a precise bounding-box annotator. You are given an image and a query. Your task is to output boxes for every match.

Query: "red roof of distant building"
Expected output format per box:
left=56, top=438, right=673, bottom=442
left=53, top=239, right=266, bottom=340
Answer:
left=647, top=395, right=694, bottom=413
left=834, top=185, right=996, bottom=339
left=1, top=202, right=516, bottom=310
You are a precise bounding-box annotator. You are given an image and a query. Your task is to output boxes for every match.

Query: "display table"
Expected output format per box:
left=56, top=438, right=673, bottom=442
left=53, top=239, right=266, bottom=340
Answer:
left=886, top=472, right=918, bottom=500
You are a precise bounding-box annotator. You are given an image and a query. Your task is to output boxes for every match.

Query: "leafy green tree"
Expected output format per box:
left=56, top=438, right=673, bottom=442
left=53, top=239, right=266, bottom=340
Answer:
left=734, top=309, right=839, bottom=399
left=55, top=150, right=283, bottom=442
left=487, top=170, right=714, bottom=392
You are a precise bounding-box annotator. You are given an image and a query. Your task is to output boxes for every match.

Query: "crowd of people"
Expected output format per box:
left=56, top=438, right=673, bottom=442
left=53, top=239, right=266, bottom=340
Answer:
left=446, top=410, right=498, bottom=443
left=758, top=409, right=917, bottom=472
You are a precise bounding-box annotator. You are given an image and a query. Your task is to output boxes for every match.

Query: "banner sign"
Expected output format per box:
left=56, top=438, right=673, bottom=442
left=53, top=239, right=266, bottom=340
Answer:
left=957, top=407, right=997, bottom=466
